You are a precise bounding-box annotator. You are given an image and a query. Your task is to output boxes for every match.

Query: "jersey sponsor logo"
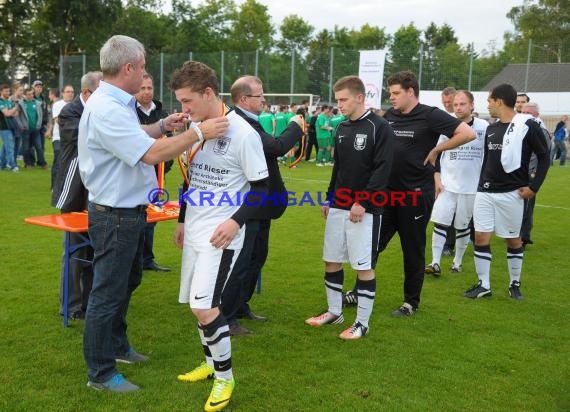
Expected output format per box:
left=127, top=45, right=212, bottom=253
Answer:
left=354, top=133, right=367, bottom=150
left=488, top=142, right=502, bottom=150
left=213, top=137, right=231, bottom=155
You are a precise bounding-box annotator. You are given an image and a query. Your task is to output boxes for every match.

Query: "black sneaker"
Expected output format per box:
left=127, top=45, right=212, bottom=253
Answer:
left=342, top=290, right=357, bottom=307
left=425, top=263, right=441, bottom=277
left=391, top=302, right=416, bottom=317
left=464, top=281, right=492, bottom=299
left=508, top=280, right=524, bottom=300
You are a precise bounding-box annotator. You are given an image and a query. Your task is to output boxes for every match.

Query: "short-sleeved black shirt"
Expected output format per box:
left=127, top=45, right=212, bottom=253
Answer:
left=384, top=103, right=461, bottom=191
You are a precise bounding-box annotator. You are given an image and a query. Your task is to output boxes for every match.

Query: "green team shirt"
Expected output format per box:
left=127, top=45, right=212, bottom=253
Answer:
left=23, top=100, right=38, bottom=129
left=330, top=114, right=348, bottom=135
left=258, top=111, right=275, bottom=135
left=274, top=112, right=288, bottom=136
left=0, top=98, right=13, bottom=130
left=315, top=113, right=331, bottom=140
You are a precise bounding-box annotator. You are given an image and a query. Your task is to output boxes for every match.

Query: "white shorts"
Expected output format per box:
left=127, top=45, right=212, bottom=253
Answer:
left=430, top=191, right=476, bottom=229
left=179, top=243, right=240, bottom=309
left=473, top=190, right=523, bottom=238
left=323, top=208, right=381, bottom=270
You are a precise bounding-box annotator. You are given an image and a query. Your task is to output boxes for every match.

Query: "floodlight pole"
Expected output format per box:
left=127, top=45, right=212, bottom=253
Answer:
left=524, top=38, right=532, bottom=92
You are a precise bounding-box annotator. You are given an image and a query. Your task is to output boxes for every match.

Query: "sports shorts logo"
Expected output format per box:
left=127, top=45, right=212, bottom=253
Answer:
left=214, top=137, right=231, bottom=155
left=414, top=215, right=423, bottom=220
left=195, top=294, right=208, bottom=300
left=354, top=134, right=367, bottom=150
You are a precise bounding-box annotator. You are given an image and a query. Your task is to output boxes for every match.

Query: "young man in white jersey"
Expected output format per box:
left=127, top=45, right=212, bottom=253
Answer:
left=425, top=90, right=487, bottom=276
left=171, top=61, right=268, bottom=411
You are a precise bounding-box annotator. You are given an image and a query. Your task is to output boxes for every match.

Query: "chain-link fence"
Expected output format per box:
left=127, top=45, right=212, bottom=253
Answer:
left=59, top=40, right=570, bottom=114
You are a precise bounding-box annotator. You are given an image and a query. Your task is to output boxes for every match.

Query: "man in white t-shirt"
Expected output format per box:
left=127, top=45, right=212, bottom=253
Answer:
left=171, top=61, right=268, bottom=412
left=48, top=85, right=74, bottom=189
left=425, top=90, right=487, bottom=275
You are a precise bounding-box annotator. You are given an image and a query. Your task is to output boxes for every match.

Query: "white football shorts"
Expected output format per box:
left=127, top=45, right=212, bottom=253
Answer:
left=323, top=207, right=381, bottom=270
left=473, top=190, right=524, bottom=238
left=179, top=243, right=240, bottom=309
left=430, top=190, right=476, bottom=229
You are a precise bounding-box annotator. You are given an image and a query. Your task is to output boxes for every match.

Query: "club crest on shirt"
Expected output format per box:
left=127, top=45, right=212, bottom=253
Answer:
left=354, top=134, right=367, bottom=150
left=213, top=137, right=231, bottom=155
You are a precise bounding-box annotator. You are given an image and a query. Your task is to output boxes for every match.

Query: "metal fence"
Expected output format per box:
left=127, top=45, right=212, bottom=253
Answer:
left=58, top=40, right=570, bottom=114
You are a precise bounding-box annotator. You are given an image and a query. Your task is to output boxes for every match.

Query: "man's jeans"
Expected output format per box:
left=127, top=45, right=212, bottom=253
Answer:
left=551, top=139, right=567, bottom=166
left=83, top=203, right=146, bottom=383
left=23, top=129, right=47, bottom=167
left=0, top=129, right=16, bottom=169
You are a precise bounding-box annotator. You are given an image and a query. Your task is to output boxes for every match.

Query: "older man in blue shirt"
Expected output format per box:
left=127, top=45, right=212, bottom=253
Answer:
left=78, top=35, right=229, bottom=392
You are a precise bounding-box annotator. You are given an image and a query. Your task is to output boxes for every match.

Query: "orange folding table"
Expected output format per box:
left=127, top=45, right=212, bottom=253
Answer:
left=25, top=202, right=180, bottom=327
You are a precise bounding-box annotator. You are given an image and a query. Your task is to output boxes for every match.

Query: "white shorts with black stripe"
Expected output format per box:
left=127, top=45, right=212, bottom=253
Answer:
left=179, top=244, right=240, bottom=309
left=323, top=207, right=381, bottom=270
left=430, top=191, right=476, bottom=229
left=473, top=190, right=523, bottom=238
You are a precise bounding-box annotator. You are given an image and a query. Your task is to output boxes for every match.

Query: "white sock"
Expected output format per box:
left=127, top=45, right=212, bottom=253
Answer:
left=431, top=224, right=447, bottom=265
left=474, top=245, right=492, bottom=289
left=355, top=278, right=376, bottom=328
left=507, top=247, right=524, bottom=284
left=453, top=228, right=471, bottom=267
left=201, top=313, right=232, bottom=381
left=325, top=269, right=344, bottom=316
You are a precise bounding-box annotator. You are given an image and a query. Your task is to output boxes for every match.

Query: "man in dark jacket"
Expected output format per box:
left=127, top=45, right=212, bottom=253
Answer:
left=52, top=71, right=102, bottom=320
left=221, top=75, right=304, bottom=335
left=135, top=73, right=172, bottom=272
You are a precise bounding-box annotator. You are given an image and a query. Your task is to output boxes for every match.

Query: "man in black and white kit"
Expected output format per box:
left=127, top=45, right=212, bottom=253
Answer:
left=464, top=84, right=549, bottom=300
left=425, top=90, right=487, bottom=276
left=305, top=75, right=393, bottom=339
left=380, top=71, right=476, bottom=317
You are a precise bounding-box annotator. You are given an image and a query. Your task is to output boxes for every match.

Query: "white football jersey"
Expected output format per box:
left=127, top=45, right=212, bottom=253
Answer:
left=183, top=109, right=268, bottom=249
left=439, top=117, right=487, bottom=194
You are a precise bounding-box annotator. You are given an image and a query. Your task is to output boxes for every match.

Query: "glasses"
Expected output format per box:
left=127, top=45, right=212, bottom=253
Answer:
left=245, top=94, right=263, bottom=99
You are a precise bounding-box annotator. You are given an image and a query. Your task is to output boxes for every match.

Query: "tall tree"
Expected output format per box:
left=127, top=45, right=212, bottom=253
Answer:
left=388, top=23, right=421, bottom=75
left=305, top=29, right=334, bottom=99
left=230, top=0, right=274, bottom=52
left=0, top=0, right=36, bottom=82
left=277, top=14, right=314, bottom=54
left=351, top=24, right=390, bottom=50
left=505, top=0, right=570, bottom=63
left=29, top=0, right=122, bottom=83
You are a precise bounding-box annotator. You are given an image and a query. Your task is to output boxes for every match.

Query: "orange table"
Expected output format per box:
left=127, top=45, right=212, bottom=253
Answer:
left=25, top=202, right=180, bottom=327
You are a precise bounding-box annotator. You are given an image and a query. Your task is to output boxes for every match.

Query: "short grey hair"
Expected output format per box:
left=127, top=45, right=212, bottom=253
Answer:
left=100, top=35, right=145, bottom=77
left=81, top=71, right=103, bottom=90
left=523, top=101, right=540, bottom=112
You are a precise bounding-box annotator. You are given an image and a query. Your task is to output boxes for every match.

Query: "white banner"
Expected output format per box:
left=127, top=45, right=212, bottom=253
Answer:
left=358, top=50, right=387, bottom=109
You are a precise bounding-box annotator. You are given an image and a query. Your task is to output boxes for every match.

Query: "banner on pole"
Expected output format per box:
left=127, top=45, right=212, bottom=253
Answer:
left=358, top=50, right=386, bottom=109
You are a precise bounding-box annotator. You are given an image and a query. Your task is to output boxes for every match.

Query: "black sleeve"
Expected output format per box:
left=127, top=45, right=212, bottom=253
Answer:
left=359, top=120, right=394, bottom=211
left=178, top=180, right=188, bottom=223
left=326, top=139, right=340, bottom=201
left=230, top=179, right=269, bottom=226
left=527, top=122, right=550, bottom=193
left=259, top=121, right=303, bottom=157
left=434, top=152, right=443, bottom=173
left=427, top=107, right=462, bottom=138
left=59, top=109, right=80, bottom=147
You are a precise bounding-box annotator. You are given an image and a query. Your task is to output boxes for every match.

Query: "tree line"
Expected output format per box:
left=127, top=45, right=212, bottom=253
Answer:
left=1, top=0, right=568, bottom=95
